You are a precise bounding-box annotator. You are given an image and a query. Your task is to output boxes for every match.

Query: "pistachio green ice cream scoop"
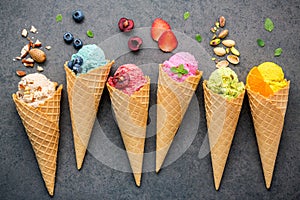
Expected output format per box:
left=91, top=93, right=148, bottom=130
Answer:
left=207, top=67, right=245, bottom=100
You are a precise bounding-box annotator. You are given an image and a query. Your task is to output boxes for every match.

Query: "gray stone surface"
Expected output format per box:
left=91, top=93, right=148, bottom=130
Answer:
left=1, top=0, right=299, bottom=199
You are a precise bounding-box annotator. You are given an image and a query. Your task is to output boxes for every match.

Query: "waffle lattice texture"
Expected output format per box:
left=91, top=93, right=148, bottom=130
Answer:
left=107, top=77, right=150, bottom=187
left=64, top=61, right=114, bottom=169
left=12, top=84, right=63, bottom=196
left=203, top=81, right=244, bottom=190
left=247, top=81, right=289, bottom=189
left=156, top=64, right=202, bottom=173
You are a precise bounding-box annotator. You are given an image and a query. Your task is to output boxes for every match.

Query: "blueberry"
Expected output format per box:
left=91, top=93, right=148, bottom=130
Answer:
left=73, top=38, right=83, bottom=49
left=63, top=32, right=74, bottom=44
left=73, top=64, right=82, bottom=74
left=72, top=10, right=84, bottom=23
left=67, top=60, right=74, bottom=69
left=74, top=56, right=83, bottom=66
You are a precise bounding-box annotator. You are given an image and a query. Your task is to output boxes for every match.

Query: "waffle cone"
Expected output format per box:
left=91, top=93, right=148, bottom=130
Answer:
left=64, top=61, right=114, bottom=170
left=12, top=84, right=63, bottom=196
left=156, top=65, right=202, bottom=173
left=106, top=77, right=150, bottom=187
left=203, top=81, right=244, bottom=190
left=247, top=81, right=290, bottom=189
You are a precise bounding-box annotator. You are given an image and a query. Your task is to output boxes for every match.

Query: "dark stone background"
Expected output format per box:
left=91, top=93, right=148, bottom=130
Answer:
left=0, top=0, right=299, bottom=199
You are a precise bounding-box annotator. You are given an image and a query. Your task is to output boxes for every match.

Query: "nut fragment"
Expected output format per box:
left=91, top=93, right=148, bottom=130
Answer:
left=23, top=63, right=34, bottom=67
left=222, top=39, right=235, bottom=48
left=16, top=70, right=26, bottom=77
left=210, top=38, right=221, bottom=46
left=45, top=46, right=51, bottom=50
left=230, top=46, right=240, bottom=56
left=30, top=25, right=37, bottom=33
left=22, top=58, right=34, bottom=64
left=21, top=29, right=28, bottom=37
left=213, top=47, right=226, bottom=56
left=226, top=48, right=230, bottom=54
left=216, top=60, right=229, bottom=68
left=218, top=29, right=228, bottom=39
left=20, top=43, right=31, bottom=58
left=32, top=39, right=42, bottom=48
left=227, top=55, right=239, bottom=65
left=29, top=48, right=46, bottom=63
left=37, top=66, right=44, bottom=72
left=219, top=16, right=226, bottom=27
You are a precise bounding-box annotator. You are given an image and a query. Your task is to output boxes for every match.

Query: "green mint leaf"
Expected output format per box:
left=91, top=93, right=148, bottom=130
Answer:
left=178, top=64, right=184, bottom=71
left=183, top=11, right=190, bottom=20
left=170, top=67, right=178, bottom=73
left=195, top=34, right=202, bottom=42
left=264, top=18, right=274, bottom=32
left=274, top=48, right=282, bottom=57
left=182, top=69, right=188, bottom=75
left=177, top=73, right=183, bottom=78
left=87, top=30, right=94, bottom=38
left=56, top=14, right=62, bottom=22
left=257, top=39, right=265, bottom=47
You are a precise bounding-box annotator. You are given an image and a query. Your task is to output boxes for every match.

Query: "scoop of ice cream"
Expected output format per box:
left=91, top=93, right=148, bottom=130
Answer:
left=108, top=64, right=147, bottom=95
left=16, top=73, right=57, bottom=107
left=70, top=44, right=107, bottom=75
left=257, top=62, right=287, bottom=92
left=162, top=52, right=198, bottom=82
left=207, top=67, right=245, bottom=100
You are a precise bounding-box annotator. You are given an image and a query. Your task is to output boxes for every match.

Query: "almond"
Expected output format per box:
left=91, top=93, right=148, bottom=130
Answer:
left=29, top=48, right=46, bottom=63
left=16, top=70, right=26, bottom=77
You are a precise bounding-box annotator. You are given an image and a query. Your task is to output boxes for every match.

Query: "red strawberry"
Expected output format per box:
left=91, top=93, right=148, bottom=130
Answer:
left=158, top=30, right=178, bottom=52
left=151, top=18, right=171, bottom=41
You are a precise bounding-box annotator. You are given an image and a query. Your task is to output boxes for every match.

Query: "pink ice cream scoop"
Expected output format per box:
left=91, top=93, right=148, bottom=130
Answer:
left=108, top=64, right=147, bottom=95
left=162, top=52, right=198, bottom=82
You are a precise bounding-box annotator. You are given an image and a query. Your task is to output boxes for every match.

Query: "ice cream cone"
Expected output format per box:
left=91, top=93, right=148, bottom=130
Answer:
left=156, top=64, right=202, bottom=173
left=106, top=77, right=150, bottom=187
left=203, top=81, right=244, bottom=190
left=247, top=81, right=290, bottom=189
left=12, top=84, right=63, bottom=196
left=64, top=60, right=114, bottom=170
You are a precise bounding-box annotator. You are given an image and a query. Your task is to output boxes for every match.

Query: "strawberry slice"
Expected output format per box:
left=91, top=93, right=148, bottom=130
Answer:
left=151, top=18, right=171, bottom=41
left=158, top=30, right=178, bottom=52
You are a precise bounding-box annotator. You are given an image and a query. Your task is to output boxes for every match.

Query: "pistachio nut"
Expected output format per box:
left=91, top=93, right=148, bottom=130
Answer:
left=218, top=29, right=229, bottom=39
left=227, top=55, right=239, bottom=65
left=213, top=47, right=226, bottom=56
left=210, top=38, right=221, bottom=46
left=216, top=60, right=229, bottom=68
left=222, top=39, right=235, bottom=48
left=230, top=47, right=240, bottom=56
